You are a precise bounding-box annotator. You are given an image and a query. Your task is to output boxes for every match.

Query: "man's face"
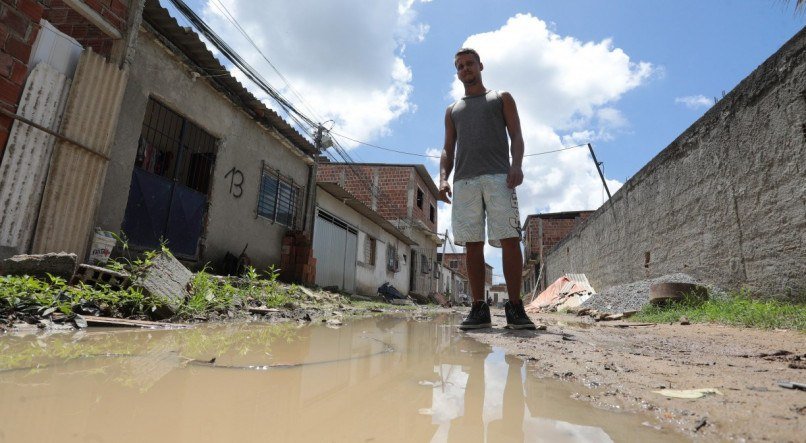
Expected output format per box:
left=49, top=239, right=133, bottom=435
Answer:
left=455, top=53, right=482, bottom=85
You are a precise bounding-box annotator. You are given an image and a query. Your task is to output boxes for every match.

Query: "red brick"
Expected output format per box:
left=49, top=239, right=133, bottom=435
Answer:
left=0, top=76, right=22, bottom=105
left=43, top=6, right=68, bottom=23
left=101, top=9, right=123, bottom=31
left=0, top=22, right=9, bottom=43
left=0, top=5, right=31, bottom=37
left=10, top=59, right=26, bottom=84
left=0, top=51, right=12, bottom=77
left=0, top=126, right=8, bottom=155
left=18, top=0, right=44, bottom=22
left=84, top=0, right=103, bottom=13
left=25, top=21, right=39, bottom=44
left=0, top=108, right=12, bottom=130
left=4, top=35, right=31, bottom=62
left=108, top=0, right=127, bottom=20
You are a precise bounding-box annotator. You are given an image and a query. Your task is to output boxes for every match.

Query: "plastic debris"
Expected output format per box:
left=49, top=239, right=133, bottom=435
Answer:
left=652, top=388, right=723, bottom=399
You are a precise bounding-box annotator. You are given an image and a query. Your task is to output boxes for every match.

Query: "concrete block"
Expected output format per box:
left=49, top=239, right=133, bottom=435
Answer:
left=133, top=252, right=192, bottom=319
left=70, top=264, right=131, bottom=290
left=0, top=252, right=77, bottom=280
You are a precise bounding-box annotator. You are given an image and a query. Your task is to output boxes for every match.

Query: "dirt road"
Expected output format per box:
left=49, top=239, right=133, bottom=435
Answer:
left=464, top=310, right=805, bottom=441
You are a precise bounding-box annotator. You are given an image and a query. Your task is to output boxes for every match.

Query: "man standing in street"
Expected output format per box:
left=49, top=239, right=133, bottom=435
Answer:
left=438, top=48, right=537, bottom=330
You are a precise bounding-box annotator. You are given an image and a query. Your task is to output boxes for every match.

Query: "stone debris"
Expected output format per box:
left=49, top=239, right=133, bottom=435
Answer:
left=580, top=273, right=702, bottom=314
left=70, top=263, right=131, bottom=290
left=0, top=253, right=77, bottom=280
left=132, top=251, right=192, bottom=319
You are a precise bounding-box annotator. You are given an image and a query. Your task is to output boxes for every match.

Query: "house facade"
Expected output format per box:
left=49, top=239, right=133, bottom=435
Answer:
left=314, top=182, right=415, bottom=296
left=522, top=211, right=593, bottom=295
left=441, top=252, right=493, bottom=302
left=317, top=162, right=442, bottom=299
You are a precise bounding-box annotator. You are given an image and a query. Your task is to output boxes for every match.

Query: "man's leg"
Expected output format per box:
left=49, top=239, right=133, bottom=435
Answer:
left=465, top=241, right=486, bottom=303
left=459, top=241, right=491, bottom=330
left=500, top=237, right=523, bottom=303
left=500, top=239, right=536, bottom=330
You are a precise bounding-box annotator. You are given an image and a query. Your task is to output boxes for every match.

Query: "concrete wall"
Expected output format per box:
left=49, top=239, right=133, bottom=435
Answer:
left=407, top=229, right=438, bottom=296
left=545, top=28, right=806, bottom=298
left=97, top=29, right=311, bottom=269
left=316, top=187, right=410, bottom=296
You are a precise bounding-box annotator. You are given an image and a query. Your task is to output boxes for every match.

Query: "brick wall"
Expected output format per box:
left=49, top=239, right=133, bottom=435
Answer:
left=523, top=212, right=592, bottom=261
left=317, top=163, right=417, bottom=223
left=545, top=28, right=806, bottom=298
left=0, top=0, right=44, bottom=160
left=443, top=252, right=467, bottom=278
left=409, top=169, right=438, bottom=231
left=0, top=0, right=131, bottom=161
left=42, top=0, right=129, bottom=56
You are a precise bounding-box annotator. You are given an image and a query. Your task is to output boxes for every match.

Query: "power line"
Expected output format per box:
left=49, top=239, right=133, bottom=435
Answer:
left=207, top=0, right=325, bottom=125
left=167, top=0, right=317, bottom=134
left=331, top=131, right=589, bottom=158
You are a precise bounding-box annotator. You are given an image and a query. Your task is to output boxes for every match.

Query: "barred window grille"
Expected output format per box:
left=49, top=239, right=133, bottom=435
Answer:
left=257, top=166, right=302, bottom=228
left=386, top=245, right=399, bottom=272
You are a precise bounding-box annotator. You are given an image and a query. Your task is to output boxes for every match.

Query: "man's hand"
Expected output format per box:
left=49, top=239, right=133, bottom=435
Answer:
left=438, top=180, right=452, bottom=204
left=506, top=165, right=523, bottom=189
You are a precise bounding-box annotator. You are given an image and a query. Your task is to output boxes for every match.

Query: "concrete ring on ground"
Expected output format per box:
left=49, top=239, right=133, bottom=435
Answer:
left=649, top=282, right=709, bottom=305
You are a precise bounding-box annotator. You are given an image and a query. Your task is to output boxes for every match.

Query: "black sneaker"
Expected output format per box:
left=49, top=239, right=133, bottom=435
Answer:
left=459, top=301, right=492, bottom=330
left=504, top=300, right=537, bottom=330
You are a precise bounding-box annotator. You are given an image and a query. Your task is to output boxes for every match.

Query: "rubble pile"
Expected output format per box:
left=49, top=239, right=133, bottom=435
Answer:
left=579, top=273, right=702, bottom=314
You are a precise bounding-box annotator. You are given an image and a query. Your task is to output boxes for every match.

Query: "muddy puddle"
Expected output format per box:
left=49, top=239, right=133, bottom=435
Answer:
left=0, top=314, right=684, bottom=442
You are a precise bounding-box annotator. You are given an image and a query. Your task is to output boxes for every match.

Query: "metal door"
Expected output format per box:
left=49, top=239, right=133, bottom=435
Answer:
left=313, top=210, right=357, bottom=293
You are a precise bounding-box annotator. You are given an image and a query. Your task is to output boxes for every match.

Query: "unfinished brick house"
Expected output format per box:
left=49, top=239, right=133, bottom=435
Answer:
left=441, top=252, right=493, bottom=303
left=522, top=211, right=593, bottom=296
left=317, top=162, right=442, bottom=298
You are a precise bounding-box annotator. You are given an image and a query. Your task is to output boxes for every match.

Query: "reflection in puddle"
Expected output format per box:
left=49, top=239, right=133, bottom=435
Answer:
left=0, top=314, right=682, bottom=442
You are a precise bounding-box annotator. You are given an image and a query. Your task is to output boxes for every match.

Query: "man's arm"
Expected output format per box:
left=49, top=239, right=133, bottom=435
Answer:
left=439, top=106, right=457, bottom=203
left=501, top=91, right=524, bottom=189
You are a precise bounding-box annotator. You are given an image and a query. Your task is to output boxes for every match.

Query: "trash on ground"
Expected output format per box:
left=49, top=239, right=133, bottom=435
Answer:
left=777, top=381, right=806, bottom=391
left=526, top=274, right=595, bottom=313
left=652, top=388, right=723, bottom=399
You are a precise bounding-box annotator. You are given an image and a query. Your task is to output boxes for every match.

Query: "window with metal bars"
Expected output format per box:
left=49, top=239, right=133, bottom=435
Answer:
left=257, top=165, right=301, bottom=228
left=135, top=98, right=217, bottom=193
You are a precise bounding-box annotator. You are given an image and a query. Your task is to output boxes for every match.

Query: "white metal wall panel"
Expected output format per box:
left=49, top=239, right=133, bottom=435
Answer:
left=32, top=49, right=128, bottom=259
left=0, top=63, right=71, bottom=254
left=313, top=212, right=358, bottom=293
left=343, top=230, right=357, bottom=293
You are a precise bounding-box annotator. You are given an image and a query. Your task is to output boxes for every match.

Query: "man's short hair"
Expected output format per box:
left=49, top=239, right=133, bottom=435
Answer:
left=454, top=48, right=481, bottom=65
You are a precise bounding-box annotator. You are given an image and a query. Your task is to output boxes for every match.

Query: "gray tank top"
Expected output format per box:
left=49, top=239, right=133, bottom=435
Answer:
left=450, top=90, right=510, bottom=180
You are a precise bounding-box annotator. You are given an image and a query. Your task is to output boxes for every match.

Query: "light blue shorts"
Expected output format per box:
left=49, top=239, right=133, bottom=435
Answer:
left=452, top=173, right=522, bottom=247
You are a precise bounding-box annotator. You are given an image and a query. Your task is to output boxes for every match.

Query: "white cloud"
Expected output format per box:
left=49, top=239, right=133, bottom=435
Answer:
left=450, top=13, right=644, bottom=217
left=675, top=94, right=713, bottom=109
left=425, top=147, right=441, bottom=166
left=202, top=0, right=426, bottom=144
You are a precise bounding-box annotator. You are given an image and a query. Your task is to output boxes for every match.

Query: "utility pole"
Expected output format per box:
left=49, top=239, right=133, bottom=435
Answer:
left=304, top=124, right=330, bottom=239
left=587, top=143, right=613, bottom=208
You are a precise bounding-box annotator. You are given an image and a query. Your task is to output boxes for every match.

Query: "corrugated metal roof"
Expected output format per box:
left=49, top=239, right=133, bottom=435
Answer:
left=318, top=182, right=417, bottom=246
left=142, top=0, right=316, bottom=156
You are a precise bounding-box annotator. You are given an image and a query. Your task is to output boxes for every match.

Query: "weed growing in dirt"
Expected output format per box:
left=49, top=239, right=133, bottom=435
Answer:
left=181, top=265, right=291, bottom=317
left=634, top=289, right=806, bottom=330
left=0, top=274, right=155, bottom=319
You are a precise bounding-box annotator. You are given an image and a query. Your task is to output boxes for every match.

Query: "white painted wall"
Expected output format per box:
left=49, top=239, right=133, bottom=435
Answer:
left=316, top=187, right=410, bottom=297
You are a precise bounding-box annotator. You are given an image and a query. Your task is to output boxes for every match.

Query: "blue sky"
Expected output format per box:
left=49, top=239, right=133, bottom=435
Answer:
left=173, top=0, right=803, bottom=283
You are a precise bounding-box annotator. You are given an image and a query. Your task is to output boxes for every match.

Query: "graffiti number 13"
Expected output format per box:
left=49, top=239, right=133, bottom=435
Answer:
left=225, top=167, right=244, bottom=198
